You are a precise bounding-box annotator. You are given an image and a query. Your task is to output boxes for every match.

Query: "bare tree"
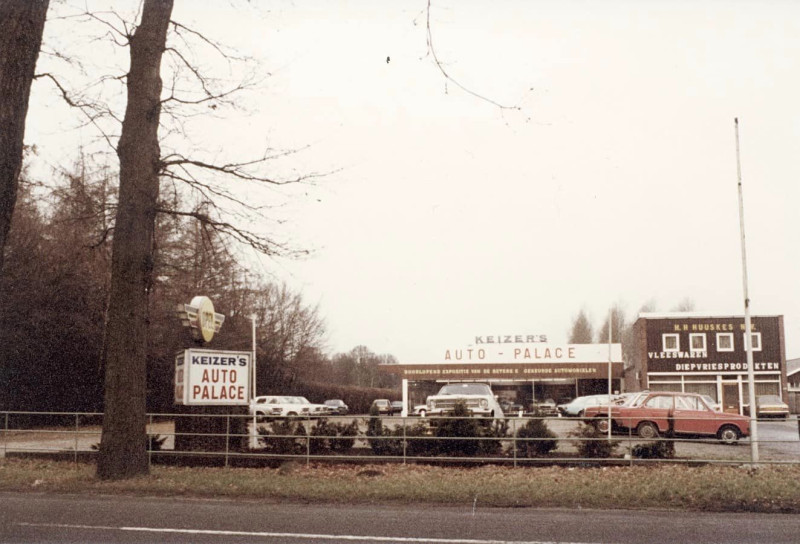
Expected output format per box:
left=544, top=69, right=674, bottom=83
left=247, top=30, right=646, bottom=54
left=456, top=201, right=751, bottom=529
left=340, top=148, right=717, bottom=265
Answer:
left=97, top=0, right=173, bottom=481
left=568, top=309, right=594, bottom=344
left=597, top=304, right=626, bottom=344
left=0, top=0, right=49, bottom=271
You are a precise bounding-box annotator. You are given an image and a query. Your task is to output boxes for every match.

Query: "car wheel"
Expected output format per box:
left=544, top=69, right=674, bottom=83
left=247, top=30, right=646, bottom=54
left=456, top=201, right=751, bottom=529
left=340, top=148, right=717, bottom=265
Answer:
left=577, top=409, right=584, bottom=418
left=717, top=425, right=740, bottom=445
left=595, top=418, right=610, bottom=433
left=287, top=411, right=298, bottom=417
left=418, top=409, right=426, bottom=417
left=637, top=421, right=659, bottom=440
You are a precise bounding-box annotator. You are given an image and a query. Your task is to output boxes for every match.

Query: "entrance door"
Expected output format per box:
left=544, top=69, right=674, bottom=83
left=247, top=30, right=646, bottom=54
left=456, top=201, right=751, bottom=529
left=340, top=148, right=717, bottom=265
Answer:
left=722, top=383, right=740, bottom=414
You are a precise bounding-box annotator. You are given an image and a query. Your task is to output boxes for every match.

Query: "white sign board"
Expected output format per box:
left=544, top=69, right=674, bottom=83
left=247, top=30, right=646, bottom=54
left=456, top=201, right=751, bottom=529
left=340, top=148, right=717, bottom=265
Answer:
left=174, top=348, right=251, bottom=405
left=441, top=343, right=622, bottom=364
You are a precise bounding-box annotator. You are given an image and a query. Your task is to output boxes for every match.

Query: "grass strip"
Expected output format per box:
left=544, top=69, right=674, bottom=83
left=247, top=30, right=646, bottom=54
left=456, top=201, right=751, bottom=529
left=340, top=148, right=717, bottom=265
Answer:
left=2, top=458, right=799, bottom=513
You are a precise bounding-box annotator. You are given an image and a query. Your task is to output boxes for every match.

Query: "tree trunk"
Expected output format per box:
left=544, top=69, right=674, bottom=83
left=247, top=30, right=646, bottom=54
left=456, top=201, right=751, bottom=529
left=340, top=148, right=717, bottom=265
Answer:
left=0, top=0, right=49, bottom=271
left=97, top=0, right=173, bottom=480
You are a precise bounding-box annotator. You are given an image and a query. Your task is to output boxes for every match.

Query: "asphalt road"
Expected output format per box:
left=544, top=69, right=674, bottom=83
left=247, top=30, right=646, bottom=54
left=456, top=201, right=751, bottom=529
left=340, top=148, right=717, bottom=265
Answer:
left=3, top=492, right=800, bottom=544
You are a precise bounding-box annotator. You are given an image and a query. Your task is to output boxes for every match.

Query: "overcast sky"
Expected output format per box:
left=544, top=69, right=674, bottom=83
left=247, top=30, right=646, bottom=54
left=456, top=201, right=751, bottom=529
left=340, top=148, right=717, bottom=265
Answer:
left=28, top=0, right=800, bottom=363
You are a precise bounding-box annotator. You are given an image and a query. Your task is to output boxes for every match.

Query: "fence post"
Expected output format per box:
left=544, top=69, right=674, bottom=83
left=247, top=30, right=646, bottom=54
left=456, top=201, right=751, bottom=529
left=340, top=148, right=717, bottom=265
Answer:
left=74, top=413, right=79, bottom=466
left=402, top=416, right=407, bottom=465
left=3, top=412, right=8, bottom=458
left=628, top=425, right=633, bottom=467
left=225, top=414, right=230, bottom=468
left=512, top=417, right=517, bottom=468
left=306, top=415, right=310, bottom=465
left=148, top=413, right=153, bottom=468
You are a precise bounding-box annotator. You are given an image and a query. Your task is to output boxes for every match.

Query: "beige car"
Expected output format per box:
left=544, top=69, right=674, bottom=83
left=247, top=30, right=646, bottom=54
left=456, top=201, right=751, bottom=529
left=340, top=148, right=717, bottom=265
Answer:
left=756, top=395, right=790, bottom=419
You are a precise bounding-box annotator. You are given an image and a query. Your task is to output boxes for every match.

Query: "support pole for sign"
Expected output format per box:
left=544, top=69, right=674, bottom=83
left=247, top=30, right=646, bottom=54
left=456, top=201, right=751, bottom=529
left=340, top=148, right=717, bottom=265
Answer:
left=607, top=308, right=613, bottom=439
left=250, top=314, right=257, bottom=449
left=735, top=117, right=759, bottom=464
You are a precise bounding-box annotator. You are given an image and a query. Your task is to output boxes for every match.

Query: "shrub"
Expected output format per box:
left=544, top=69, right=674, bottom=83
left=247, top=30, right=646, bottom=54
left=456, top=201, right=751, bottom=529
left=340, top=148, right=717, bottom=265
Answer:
left=478, top=418, right=509, bottom=456
left=366, top=404, right=404, bottom=456
left=570, top=422, right=618, bottom=458
left=258, top=419, right=308, bottom=455
left=432, top=402, right=481, bottom=457
left=631, top=439, right=675, bottom=459
left=309, top=418, right=359, bottom=454
left=514, top=417, right=558, bottom=457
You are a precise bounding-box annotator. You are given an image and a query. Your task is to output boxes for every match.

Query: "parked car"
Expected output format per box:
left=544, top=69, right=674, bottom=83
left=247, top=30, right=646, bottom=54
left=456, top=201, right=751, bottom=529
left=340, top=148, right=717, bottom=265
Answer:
left=499, top=400, right=524, bottom=415
left=412, top=404, right=428, bottom=417
left=530, top=398, right=558, bottom=416
left=390, top=401, right=404, bottom=415
left=583, top=391, right=750, bottom=444
left=249, top=395, right=309, bottom=418
left=324, top=399, right=349, bottom=415
left=425, top=383, right=504, bottom=418
left=291, top=396, right=329, bottom=416
left=557, top=394, right=616, bottom=417
left=756, top=395, right=790, bottom=419
left=371, top=399, right=392, bottom=415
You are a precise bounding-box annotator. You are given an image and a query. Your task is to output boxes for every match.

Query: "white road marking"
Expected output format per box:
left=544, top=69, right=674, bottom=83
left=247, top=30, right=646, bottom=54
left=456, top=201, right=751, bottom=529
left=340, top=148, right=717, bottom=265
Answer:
left=16, top=522, right=606, bottom=544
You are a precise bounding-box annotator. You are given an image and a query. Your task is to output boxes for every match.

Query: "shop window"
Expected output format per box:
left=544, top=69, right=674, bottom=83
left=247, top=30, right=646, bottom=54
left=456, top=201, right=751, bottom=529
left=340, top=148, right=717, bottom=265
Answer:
left=662, top=333, right=679, bottom=352
left=716, top=332, right=734, bottom=352
left=689, top=333, right=706, bottom=352
left=685, top=382, right=716, bottom=398
left=648, top=382, right=681, bottom=392
left=742, top=332, right=762, bottom=352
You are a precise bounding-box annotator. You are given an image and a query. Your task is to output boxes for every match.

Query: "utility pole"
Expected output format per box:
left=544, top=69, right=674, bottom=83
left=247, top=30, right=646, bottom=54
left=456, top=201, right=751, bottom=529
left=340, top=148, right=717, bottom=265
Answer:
left=735, top=117, right=759, bottom=465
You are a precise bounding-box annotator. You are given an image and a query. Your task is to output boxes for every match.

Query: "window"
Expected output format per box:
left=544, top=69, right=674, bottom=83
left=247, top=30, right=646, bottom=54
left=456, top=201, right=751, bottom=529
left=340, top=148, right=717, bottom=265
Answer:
left=676, top=395, right=702, bottom=410
left=689, top=333, right=707, bottom=352
left=662, top=333, right=680, bottom=352
left=644, top=395, right=673, bottom=409
left=716, top=332, right=734, bottom=352
left=742, top=332, right=762, bottom=352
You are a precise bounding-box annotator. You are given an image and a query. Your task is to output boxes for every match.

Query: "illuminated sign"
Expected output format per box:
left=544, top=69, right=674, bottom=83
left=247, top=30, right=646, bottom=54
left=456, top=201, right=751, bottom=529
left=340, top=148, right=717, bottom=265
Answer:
left=177, top=296, right=225, bottom=343
left=174, top=348, right=251, bottom=405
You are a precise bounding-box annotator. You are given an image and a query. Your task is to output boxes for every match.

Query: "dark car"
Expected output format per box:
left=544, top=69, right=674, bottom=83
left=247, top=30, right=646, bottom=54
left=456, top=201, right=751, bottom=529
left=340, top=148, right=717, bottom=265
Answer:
left=584, top=391, right=750, bottom=444
left=324, top=399, right=349, bottom=415
left=390, top=401, right=404, bottom=415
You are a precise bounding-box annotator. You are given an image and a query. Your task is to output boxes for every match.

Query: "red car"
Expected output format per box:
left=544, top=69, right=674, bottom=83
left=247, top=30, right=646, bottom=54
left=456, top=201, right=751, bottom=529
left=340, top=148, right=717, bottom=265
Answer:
left=584, top=391, right=750, bottom=444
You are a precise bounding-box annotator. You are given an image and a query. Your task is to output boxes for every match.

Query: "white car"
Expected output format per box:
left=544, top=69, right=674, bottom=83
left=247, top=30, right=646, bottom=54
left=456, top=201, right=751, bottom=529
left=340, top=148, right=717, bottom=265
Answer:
left=426, top=383, right=505, bottom=418
left=291, top=396, right=330, bottom=416
left=250, top=396, right=310, bottom=418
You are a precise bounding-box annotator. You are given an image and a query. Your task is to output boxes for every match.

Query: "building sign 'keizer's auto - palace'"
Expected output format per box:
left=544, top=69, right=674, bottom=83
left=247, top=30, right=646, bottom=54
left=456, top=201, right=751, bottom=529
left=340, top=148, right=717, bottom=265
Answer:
left=383, top=337, right=623, bottom=381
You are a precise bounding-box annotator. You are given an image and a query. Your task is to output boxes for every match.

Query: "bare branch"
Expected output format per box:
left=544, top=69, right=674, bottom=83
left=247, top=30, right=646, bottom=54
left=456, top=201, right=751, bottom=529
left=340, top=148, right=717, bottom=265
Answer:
left=33, top=72, right=118, bottom=151
left=425, top=0, right=519, bottom=111
left=155, top=207, right=307, bottom=257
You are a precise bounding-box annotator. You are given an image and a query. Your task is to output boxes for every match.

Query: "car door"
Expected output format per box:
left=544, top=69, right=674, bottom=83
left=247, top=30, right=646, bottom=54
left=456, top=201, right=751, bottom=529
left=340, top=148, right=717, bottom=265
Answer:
left=629, top=394, right=672, bottom=432
left=673, top=394, right=717, bottom=436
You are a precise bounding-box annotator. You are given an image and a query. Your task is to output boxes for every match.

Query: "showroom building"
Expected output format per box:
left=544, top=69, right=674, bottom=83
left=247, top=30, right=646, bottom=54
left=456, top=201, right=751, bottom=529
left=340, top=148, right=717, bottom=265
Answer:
left=382, top=336, right=623, bottom=416
left=626, top=313, right=787, bottom=414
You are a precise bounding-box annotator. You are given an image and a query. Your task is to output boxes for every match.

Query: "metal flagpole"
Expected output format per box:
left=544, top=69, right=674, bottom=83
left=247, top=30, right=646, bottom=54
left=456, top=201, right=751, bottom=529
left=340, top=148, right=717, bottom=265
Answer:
left=735, top=117, right=759, bottom=464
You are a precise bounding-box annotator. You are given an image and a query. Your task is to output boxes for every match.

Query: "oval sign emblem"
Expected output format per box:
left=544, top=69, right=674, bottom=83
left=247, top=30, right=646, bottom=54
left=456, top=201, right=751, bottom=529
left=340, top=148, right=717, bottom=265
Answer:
left=191, top=296, right=218, bottom=343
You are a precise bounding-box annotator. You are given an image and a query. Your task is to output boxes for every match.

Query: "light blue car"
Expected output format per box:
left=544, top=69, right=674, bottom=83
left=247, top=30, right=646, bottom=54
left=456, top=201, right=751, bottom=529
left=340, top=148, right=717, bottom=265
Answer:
left=557, top=394, right=616, bottom=417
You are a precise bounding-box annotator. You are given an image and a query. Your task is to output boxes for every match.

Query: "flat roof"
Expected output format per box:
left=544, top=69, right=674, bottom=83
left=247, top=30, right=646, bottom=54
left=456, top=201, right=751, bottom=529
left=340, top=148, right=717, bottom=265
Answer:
left=637, top=312, right=782, bottom=319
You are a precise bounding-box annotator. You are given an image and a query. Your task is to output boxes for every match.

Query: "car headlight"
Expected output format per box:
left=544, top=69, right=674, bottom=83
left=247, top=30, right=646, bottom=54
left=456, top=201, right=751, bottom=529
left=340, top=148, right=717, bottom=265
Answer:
left=480, top=399, right=488, bottom=408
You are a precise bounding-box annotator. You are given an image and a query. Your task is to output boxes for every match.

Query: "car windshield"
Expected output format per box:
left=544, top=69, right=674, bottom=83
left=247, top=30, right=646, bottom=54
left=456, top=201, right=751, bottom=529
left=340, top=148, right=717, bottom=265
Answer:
left=438, top=384, right=490, bottom=395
